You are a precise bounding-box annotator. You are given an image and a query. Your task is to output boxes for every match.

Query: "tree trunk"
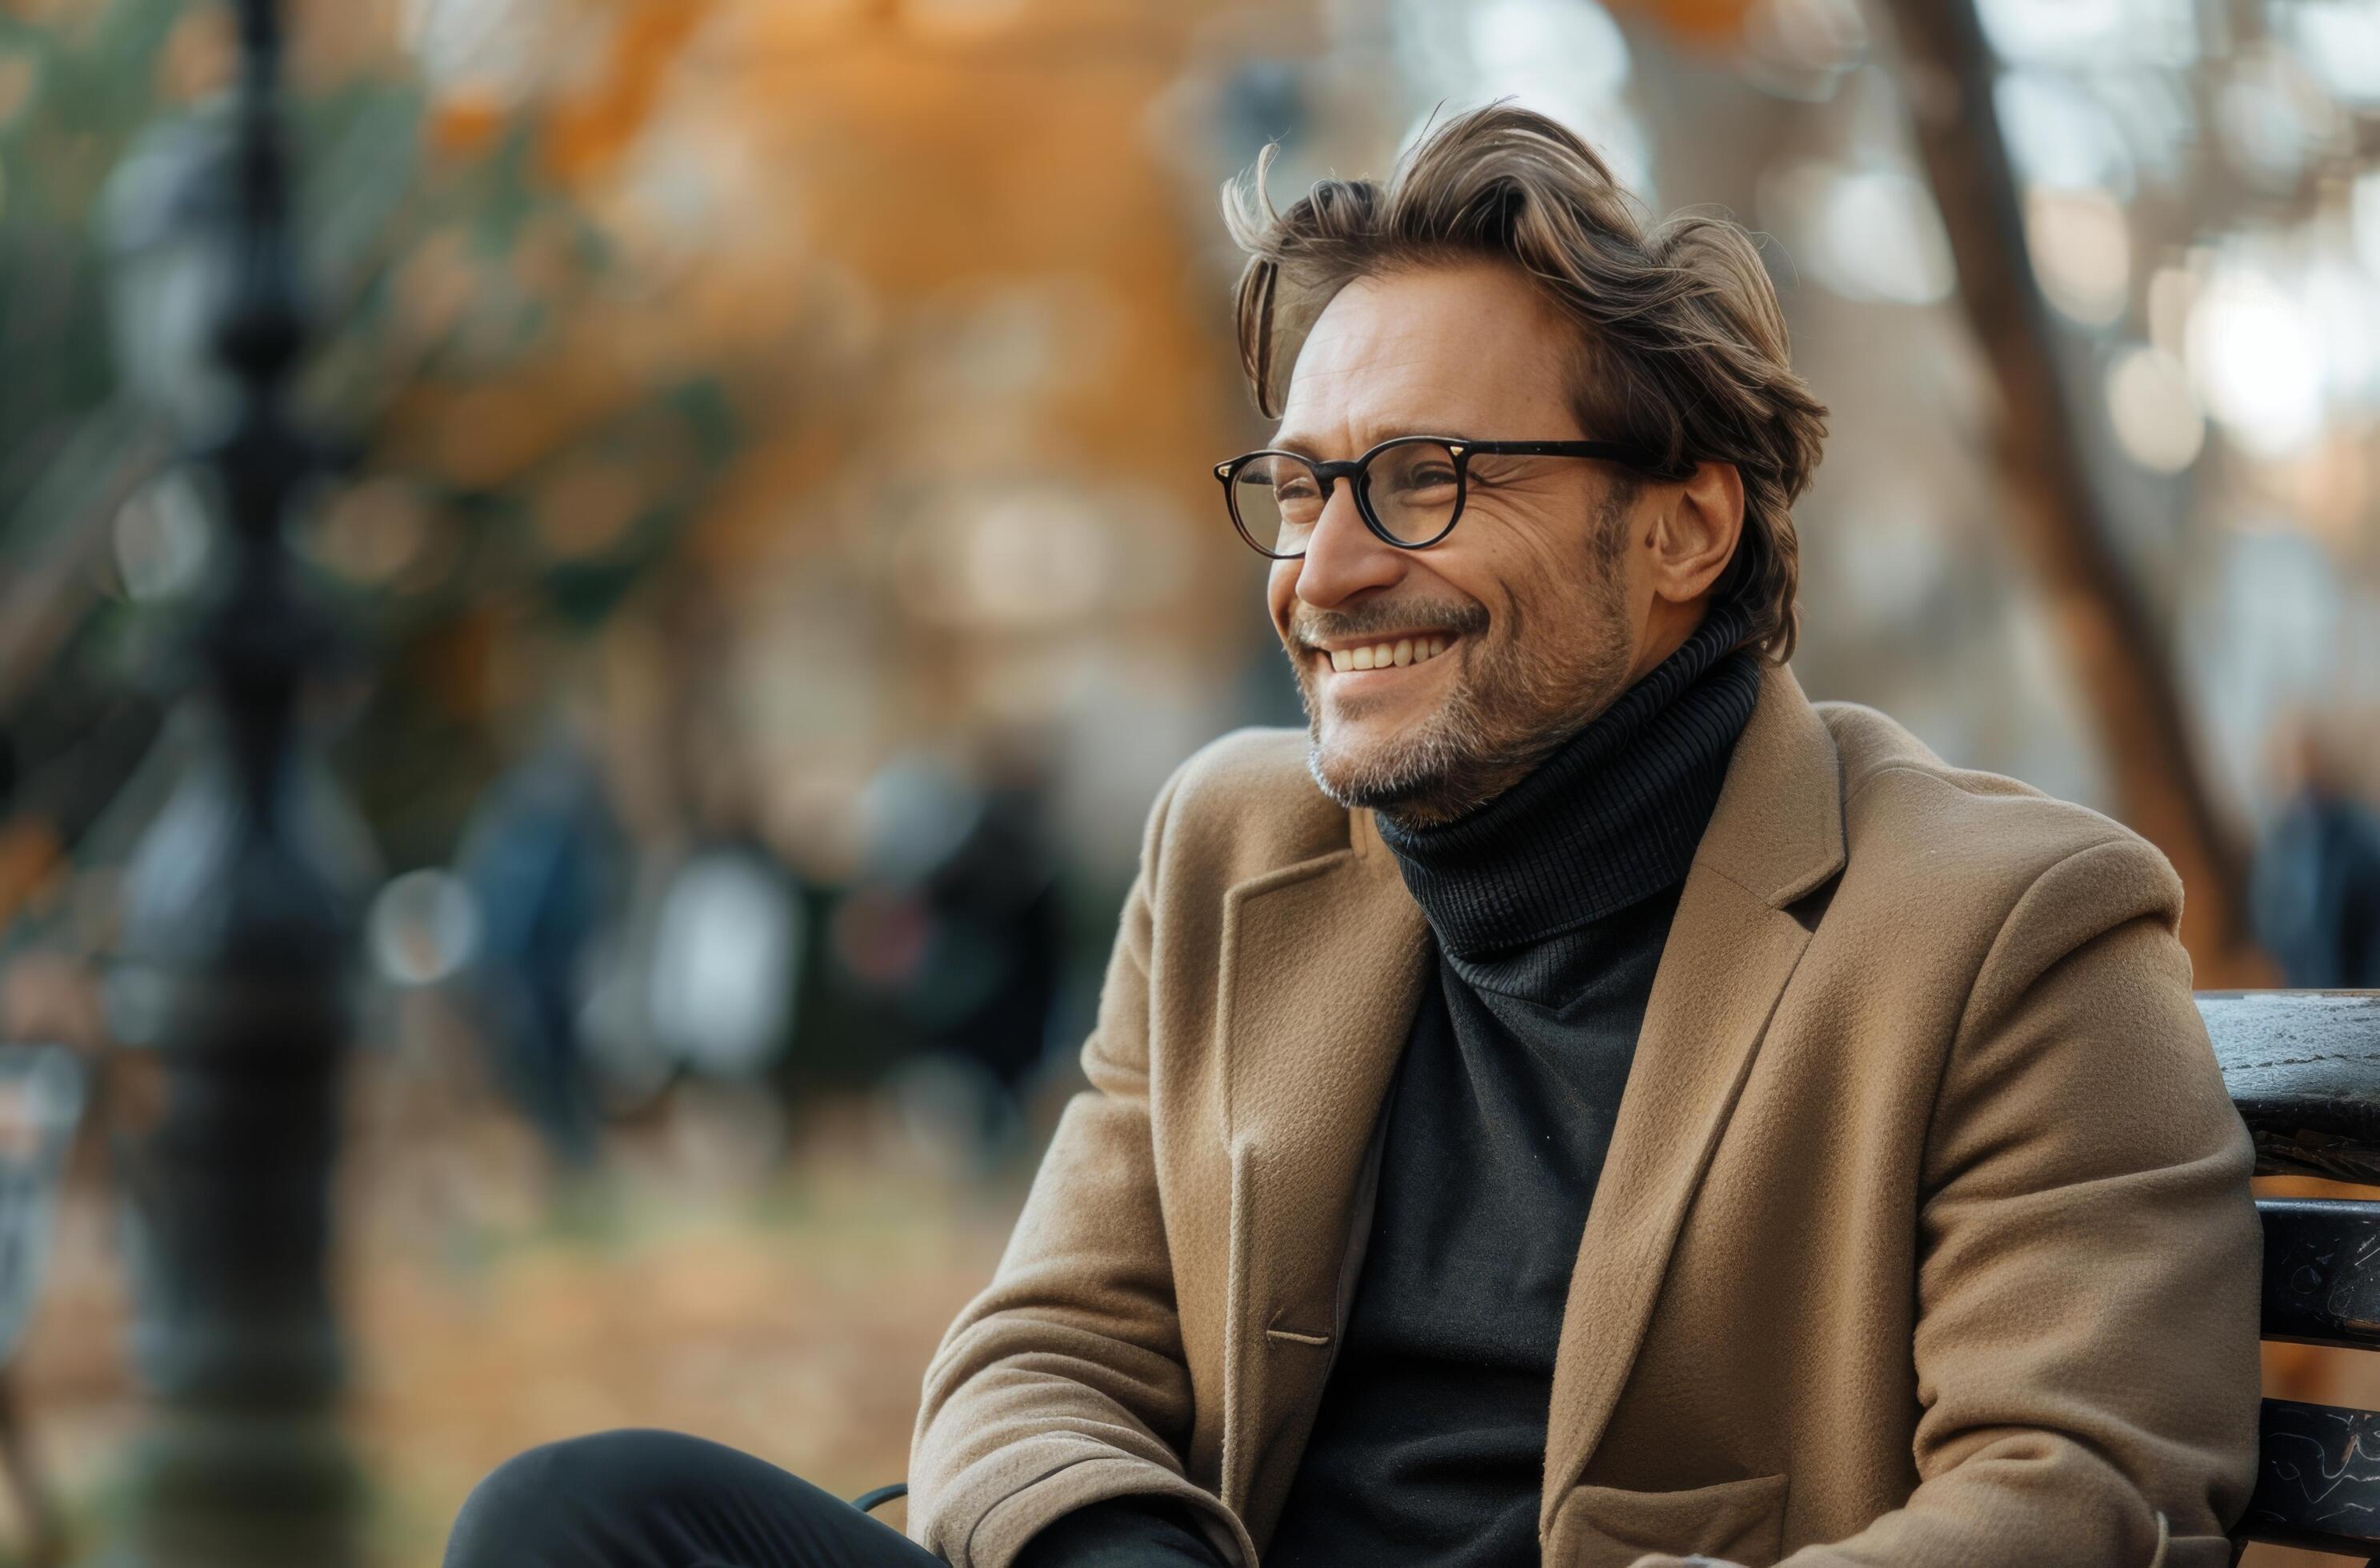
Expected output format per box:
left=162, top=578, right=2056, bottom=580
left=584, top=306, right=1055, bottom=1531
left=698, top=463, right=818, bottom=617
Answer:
left=1882, top=0, right=2269, bottom=984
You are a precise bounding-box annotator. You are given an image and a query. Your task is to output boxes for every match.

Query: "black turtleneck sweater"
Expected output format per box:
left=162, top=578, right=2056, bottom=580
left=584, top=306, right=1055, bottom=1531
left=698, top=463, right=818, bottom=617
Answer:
left=1016, top=608, right=1761, bottom=1568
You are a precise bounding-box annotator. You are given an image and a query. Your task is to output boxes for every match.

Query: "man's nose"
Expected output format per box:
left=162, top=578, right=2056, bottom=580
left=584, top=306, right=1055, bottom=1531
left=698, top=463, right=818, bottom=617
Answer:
left=1294, top=481, right=1406, bottom=608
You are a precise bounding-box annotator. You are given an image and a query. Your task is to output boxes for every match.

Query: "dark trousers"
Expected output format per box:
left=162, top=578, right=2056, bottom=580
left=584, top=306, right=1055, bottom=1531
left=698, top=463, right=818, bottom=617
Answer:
left=442, top=1430, right=937, bottom=1568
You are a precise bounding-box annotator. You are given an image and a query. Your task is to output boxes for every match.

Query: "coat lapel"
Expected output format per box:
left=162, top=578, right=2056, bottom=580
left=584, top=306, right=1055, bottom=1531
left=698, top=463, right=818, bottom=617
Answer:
left=1213, top=808, right=1430, bottom=1535
left=1540, top=663, right=1846, bottom=1521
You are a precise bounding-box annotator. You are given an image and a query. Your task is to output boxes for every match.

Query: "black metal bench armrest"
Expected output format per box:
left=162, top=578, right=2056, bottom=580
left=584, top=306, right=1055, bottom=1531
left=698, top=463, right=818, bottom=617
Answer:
left=2206, top=993, right=2380, bottom=1184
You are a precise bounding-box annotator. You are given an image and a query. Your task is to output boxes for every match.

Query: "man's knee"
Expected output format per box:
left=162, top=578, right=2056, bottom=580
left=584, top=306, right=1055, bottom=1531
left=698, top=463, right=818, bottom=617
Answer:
left=444, top=1429, right=684, bottom=1566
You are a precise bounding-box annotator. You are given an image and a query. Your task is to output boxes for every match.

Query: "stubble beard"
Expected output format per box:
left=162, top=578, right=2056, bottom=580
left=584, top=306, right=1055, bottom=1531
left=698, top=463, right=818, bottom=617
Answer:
left=1296, top=566, right=1636, bottom=830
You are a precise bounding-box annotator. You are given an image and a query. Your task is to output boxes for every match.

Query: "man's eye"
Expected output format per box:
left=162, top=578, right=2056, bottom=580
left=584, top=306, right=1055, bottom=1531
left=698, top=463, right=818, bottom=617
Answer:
left=1274, top=481, right=1325, bottom=522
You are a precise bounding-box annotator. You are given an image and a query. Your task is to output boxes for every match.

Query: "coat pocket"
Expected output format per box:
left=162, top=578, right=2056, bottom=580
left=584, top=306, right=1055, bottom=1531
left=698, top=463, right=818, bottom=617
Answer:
left=1546, top=1472, right=1788, bottom=1567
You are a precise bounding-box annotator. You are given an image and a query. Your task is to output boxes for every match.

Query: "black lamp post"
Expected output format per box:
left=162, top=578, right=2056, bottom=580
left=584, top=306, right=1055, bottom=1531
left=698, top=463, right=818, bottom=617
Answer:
left=105, top=2, right=367, bottom=1563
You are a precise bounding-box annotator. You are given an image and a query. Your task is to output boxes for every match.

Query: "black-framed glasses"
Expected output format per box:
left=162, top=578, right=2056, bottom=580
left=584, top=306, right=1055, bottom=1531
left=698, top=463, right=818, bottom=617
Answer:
left=1213, top=435, right=1692, bottom=560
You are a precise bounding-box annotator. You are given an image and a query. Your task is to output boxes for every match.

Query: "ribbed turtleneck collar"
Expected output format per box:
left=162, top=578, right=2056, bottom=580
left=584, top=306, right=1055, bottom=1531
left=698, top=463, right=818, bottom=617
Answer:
left=1374, top=603, right=1762, bottom=961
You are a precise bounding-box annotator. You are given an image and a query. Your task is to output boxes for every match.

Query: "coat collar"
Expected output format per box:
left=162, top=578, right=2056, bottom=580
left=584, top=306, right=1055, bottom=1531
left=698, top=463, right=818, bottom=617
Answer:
left=1211, top=662, right=1845, bottom=1541
left=1210, top=782, right=1430, bottom=1534
left=1682, top=659, right=1849, bottom=911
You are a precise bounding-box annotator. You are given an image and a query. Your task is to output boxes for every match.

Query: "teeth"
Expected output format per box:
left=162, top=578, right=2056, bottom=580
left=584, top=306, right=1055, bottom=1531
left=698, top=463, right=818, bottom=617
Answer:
left=1323, top=635, right=1454, bottom=673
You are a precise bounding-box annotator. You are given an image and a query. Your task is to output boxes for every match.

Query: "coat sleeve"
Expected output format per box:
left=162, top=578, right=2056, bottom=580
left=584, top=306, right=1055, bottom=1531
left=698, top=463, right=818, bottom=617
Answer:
left=1645, top=835, right=2263, bottom=1568
left=1010, top=1496, right=1233, bottom=1567
left=907, top=765, right=1258, bottom=1568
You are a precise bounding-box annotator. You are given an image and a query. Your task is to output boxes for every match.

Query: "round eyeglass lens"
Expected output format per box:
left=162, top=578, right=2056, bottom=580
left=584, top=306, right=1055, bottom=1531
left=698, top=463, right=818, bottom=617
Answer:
left=1366, top=439, right=1462, bottom=545
left=1232, top=454, right=1326, bottom=557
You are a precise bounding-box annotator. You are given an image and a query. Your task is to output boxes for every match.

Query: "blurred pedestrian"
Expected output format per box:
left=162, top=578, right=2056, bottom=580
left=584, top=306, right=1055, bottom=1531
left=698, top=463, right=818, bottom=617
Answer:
left=454, top=732, right=625, bottom=1168
left=834, top=740, right=1066, bottom=1155
left=2254, top=720, right=2380, bottom=989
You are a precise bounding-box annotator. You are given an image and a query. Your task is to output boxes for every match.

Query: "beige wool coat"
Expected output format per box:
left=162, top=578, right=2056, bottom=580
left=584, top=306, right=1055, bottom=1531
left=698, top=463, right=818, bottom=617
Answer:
left=907, top=663, right=2262, bottom=1568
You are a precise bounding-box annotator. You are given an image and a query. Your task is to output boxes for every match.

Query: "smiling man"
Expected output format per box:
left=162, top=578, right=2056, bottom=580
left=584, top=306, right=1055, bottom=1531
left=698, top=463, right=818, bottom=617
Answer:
left=443, top=106, right=2258, bottom=1568
left=905, top=106, right=2259, bottom=1568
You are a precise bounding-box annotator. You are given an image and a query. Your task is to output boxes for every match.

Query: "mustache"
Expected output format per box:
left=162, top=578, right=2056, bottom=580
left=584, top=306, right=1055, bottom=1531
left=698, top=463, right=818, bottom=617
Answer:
left=1290, top=599, right=1489, bottom=649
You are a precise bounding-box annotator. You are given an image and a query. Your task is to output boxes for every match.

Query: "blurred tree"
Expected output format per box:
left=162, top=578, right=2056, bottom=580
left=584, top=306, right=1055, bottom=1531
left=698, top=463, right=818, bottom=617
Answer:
left=0, top=0, right=801, bottom=934
left=1610, top=0, right=2270, bottom=983
left=1878, top=0, right=2266, bottom=983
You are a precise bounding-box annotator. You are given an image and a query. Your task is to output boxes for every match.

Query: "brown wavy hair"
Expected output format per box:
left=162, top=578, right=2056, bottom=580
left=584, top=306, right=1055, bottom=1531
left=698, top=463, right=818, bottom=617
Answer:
left=1223, top=103, right=1828, bottom=662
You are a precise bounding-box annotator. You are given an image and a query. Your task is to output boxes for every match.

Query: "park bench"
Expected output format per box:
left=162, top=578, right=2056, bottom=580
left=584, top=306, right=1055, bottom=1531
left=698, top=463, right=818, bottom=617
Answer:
left=855, top=991, right=2380, bottom=1565
left=2214, top=990, right=2380, bottom=1563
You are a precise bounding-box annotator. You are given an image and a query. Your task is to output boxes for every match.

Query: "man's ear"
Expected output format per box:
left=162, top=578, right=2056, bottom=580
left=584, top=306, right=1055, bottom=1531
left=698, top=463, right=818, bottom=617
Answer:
left=1647, top=461, right=1746, bottom=606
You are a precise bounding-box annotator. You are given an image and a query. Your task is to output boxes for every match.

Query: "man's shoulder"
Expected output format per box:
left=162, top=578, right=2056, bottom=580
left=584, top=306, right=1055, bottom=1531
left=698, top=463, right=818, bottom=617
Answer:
left=1147, top=726, right=1354, bottom=884
left=1814, top=698, right=2181, bottom=920
left=1166, top=725, right=1319, bottom=809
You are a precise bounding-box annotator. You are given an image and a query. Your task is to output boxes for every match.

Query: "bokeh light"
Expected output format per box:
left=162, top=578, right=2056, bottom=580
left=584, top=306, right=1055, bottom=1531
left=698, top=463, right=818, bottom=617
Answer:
left=2105, top=344, right=2206, bottom=474
left=2188, top=261, right=2327, bottom=456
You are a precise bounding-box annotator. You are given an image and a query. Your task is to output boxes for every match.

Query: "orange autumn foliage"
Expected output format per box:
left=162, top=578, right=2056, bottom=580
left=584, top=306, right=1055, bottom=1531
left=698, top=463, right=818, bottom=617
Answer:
left=1610, top=0, right=1757, bottom=48
left=429, top=97, right=507, bottom=158
left=541, top=0, right=712, bottom=183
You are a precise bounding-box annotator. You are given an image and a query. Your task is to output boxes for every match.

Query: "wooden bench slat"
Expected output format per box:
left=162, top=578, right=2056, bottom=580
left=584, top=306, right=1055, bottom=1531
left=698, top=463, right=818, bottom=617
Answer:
left=2240, top=1398, right=2380, bottom=1554
left=2262, top=1198, right=2380, bottom=1350
left=2206, top=992, right=2380, bottom=1185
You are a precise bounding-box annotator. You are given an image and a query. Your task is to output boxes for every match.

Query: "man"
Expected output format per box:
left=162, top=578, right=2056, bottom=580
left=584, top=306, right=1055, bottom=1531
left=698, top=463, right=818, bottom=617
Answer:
left=445, top=105, right=2259, bottom=1568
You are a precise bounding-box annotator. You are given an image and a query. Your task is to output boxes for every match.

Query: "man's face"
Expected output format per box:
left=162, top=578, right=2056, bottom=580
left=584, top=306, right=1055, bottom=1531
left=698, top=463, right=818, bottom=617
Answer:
left=1266, top=261, right=1670, bottom=826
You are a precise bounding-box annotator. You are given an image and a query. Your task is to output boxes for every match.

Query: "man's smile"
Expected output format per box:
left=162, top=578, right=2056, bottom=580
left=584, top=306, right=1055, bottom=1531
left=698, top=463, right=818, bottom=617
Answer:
left=1305, top=633, right=1460, bottom=679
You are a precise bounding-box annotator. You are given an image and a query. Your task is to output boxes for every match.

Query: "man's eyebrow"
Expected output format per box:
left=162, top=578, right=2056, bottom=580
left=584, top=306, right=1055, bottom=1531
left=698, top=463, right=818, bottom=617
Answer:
left=1265, top=425, right=1446, bottom=456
